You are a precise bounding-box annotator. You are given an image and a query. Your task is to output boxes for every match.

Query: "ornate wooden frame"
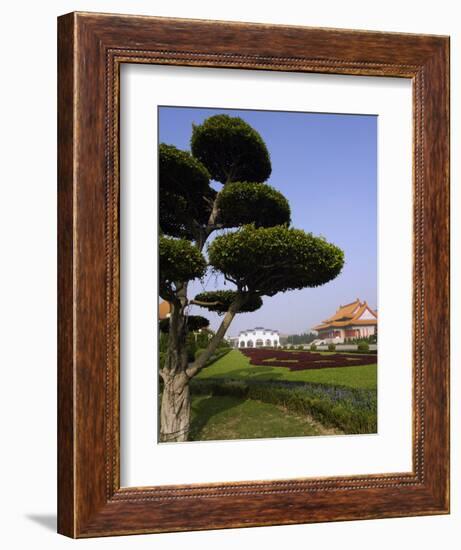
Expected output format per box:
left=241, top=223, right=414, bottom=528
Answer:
left=57, top=12, right=450, bottom=538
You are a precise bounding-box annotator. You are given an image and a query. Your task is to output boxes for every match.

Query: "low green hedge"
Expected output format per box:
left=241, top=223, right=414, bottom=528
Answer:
left=330, top=348, right=377, bottom=354
left=357, top=342, right=370, bottom=352
left=190, top=378, right=377, bottom=435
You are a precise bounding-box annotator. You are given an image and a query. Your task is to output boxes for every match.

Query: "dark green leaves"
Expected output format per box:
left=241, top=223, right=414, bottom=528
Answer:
left=159, top=144, right=213, bottom=238
left=218, top=182, right=291, bottom=228
left=194, top=290, right=263, bottom=315
left=159, top=237, right=206, bottom=297
left=191, top=115, right=272, bottom=184
left=159, top=315, right=210, bottom=333
left=208, top=225, right=344, bottom=296
left=186, top=315, right=211, bottom=331
left=159, top=143, right=210, bottom=196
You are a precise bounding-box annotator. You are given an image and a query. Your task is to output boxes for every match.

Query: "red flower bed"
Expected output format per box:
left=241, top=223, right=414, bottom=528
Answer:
left=240, top=348, right=376, bottom=371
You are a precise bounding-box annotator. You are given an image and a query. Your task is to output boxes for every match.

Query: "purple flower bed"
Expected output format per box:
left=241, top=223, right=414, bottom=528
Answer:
left=240, top=348, right=377, bottom=371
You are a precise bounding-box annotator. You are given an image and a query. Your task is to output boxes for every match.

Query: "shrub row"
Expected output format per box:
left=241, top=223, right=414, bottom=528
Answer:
left=337, top=348, right=377, bottom=355
left=358, top=342, right=370, bottom=352
left=190, top=378, right=377, bottom=434
left=240, top=348, right=377, bottom=370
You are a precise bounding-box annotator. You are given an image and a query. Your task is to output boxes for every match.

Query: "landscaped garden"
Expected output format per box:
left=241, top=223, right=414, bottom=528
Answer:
left=196, top=349, right=377, bottom=389
left=240, top=348, right=378, bottom=371
left=188, top=349, right=377, bottom=441
left=157, top=109, right=378, bottom=443
left=189, top=395, right=327, bottom=441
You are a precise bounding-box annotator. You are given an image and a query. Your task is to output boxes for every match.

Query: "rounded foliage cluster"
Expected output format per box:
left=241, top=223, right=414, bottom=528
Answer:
left=159, top=236, right=206, bottom=296
left=218, top=182, right=290, bottom=228
left=191, top=115, right=271, bottom=184
left=208, top=225, right=344, bottom=296
left=159, top=144, right=214, bottom=238
left=187, top=315, right=211, bottom=332
left=159, top=143, right=210, bottom=195
left=194, top=290, right=263, bottom=315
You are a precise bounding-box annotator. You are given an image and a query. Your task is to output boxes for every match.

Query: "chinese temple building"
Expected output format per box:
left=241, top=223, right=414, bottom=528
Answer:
left=313, top=299, right=377, bottom=343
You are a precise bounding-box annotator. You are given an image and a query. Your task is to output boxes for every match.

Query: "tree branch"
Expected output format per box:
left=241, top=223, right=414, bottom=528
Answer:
left=223, top=274, right=239, bottom=286
left=186, top=294, right=245, bottom=378
left=190, top=299, right=221, bottom=307
left=206, top=189, right=222, bottom=233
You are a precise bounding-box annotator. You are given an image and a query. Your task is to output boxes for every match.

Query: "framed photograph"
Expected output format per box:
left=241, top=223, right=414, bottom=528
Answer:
left=58, top=12, right=450, bottom=537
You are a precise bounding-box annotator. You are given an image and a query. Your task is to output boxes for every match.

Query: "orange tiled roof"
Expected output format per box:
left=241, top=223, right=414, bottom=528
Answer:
left=314, top=299, right=377, bottom=331
left=325, top=298, right=361, bottom=322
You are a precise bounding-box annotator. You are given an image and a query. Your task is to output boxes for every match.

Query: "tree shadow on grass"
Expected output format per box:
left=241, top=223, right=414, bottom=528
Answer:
left=189, top=394, right=243, bottom=441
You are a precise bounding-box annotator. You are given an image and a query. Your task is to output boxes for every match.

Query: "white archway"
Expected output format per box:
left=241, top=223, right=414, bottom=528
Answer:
left=237, top=328, right=280, bottom=349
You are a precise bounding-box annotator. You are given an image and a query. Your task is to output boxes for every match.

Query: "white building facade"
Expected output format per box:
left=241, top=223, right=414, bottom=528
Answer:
left=237, top=327, right=280, bottom=348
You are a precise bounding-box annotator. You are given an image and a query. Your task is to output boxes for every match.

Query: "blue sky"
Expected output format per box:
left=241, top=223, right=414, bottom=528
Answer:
left=159, top=106, right=377, bottom=336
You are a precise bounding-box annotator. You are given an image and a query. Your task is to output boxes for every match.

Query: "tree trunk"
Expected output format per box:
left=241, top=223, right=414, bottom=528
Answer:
left=159, top=290, right=192, bottom=442
left=159, top=289, right=245, bottom=441
left=160, top=370, right=190, bottom=442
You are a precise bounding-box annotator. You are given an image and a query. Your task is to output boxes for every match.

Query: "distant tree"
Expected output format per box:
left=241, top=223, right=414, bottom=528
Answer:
left=287, top=332, right=317, bottom=345
left=159, top=114, right=344, bottom=441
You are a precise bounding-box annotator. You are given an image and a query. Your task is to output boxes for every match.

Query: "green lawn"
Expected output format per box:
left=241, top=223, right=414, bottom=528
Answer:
left=189, top=394, right=326, bottom=441
left=196, top=350, right=377, bottom=390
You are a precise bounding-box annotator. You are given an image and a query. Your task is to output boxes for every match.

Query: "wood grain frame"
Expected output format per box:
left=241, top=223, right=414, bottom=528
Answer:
left=57, top=12, right=450, bottom=538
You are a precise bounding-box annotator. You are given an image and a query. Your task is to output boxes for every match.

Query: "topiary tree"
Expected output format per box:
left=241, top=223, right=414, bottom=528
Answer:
left=159, top=114, right=344, bottom=442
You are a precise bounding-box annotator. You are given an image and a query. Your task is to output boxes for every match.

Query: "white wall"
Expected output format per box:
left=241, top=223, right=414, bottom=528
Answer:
left=0, top=1, right=458, bottom=548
